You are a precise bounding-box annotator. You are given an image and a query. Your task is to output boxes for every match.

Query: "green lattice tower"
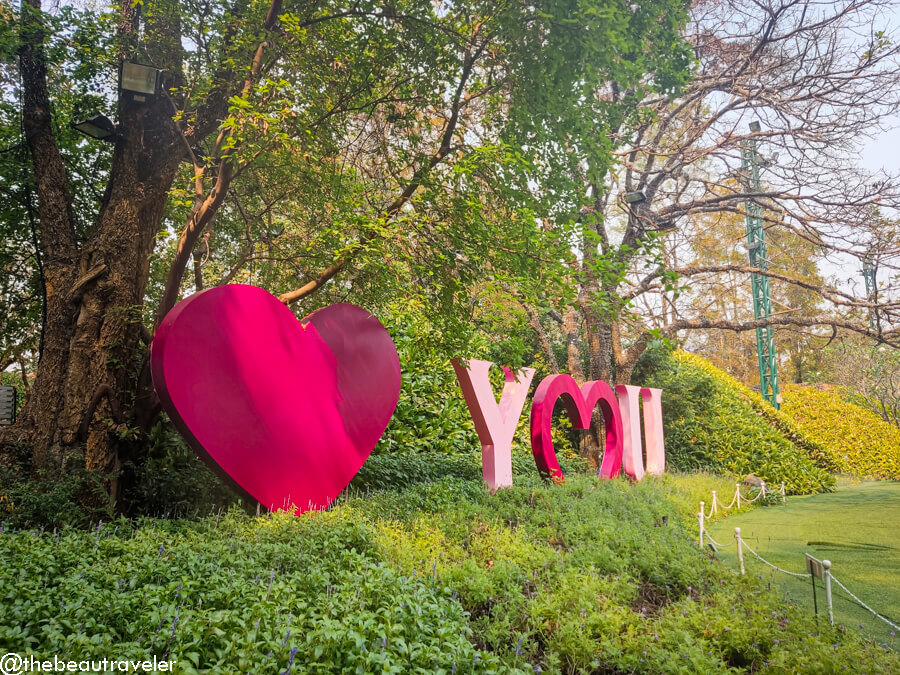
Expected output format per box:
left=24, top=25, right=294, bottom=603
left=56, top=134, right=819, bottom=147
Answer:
left=741, top=136, right=780, bottom=409
left=863, top=260, right=877, bottom=331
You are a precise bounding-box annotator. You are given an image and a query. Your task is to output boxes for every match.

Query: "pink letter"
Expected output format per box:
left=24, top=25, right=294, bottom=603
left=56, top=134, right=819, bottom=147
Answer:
left=615, top=385, right=645, bottom=481
left=614, top=385, right=666, bottom=480
left=640, top=387, right=666, bottom=476
left=452, top=359, right=535, bottom=490
left=530, top=375, right=624, bottom=482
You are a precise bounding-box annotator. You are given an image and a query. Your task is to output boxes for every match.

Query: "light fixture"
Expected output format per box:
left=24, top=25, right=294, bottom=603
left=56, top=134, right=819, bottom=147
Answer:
left=749, top=121, right=761, bottom=133
left=71, top=114, right=116, bottom=142
left=120, top=62, right=162, bottom=102
left=623, top=190, right=647, bottom=204
left=0, top=385, right=16, bottom=426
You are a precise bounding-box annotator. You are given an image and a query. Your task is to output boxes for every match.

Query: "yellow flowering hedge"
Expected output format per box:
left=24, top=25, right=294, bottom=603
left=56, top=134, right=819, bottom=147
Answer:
left=780, top=384, right=900, bottom=480
left=635, top=350, right=834, bottom=494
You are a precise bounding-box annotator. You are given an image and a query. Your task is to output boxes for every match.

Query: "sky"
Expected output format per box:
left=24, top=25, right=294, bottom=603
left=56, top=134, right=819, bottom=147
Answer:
left=862, top=126, right=900, bottom=174
left=860, top=2, right=900, bottom=175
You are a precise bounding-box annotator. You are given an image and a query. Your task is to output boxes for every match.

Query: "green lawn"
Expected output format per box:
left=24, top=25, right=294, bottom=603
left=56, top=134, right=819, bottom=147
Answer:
left=707, top=481, right=900, bottom=650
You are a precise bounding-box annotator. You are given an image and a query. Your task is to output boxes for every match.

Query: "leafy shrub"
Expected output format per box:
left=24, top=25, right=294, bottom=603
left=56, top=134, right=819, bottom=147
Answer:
left=374, top=301, right=579, bottom=475
left=3, top=474, right=895, bottom=673
left=349, top=452, right=484, bottom=492
left=0, top=443, right=113, bottom=529
left=120, top=419, right=243, bottom=519
left=375, top=302, right=489, bottom=455
left=349, top=450, right=592, bottom=496
left=780, top=384, right=900, bottom=479
left=633, top=347, right=834, bottom=494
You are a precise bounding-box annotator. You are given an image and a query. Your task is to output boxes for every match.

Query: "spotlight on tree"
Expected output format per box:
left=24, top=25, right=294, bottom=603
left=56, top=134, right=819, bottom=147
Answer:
left=0, top=385, right=16, bottom=425
left=749, top=120, right=761, bottom=133
left=623, top=190, right=647, bottom=204
left=71, top=114, right=117, bottom=142
left=120, top=62, right=162, bottom=102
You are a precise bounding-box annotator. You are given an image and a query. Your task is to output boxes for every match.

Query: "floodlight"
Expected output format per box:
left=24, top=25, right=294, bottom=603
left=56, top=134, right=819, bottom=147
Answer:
left=120, top=62, right=161, bottom=101
left=0, top=385, right=16, bottom=426
left=71, top=114, right=116, bottom=142
left=749, top=121, right=761, bottom=133
left=623, top=190, right=647, bottom=204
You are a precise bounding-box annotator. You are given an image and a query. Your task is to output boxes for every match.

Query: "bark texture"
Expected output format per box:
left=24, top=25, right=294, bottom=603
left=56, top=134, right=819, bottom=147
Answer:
left=4, top=0, right=182, bottom=498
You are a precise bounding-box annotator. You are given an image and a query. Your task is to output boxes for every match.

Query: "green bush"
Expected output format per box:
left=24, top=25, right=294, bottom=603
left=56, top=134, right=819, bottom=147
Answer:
left=633, top=347, right=834, bottom=494
left=2, top=474, right=895, bottom=673
left=120, top=419, right=244, bottom=519
left=0, top=443, right=113, bottom=529
left=375, top=302, right=489, bottom=455
left=780, top=384, right=900, bottom=479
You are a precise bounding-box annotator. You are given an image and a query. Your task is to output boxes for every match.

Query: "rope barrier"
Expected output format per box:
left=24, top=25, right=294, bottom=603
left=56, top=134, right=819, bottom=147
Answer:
left=831, top=574, right=900, bottom=632
left=700, top=484, right=897, bottom=636
left=739, top=539, right=812, bottom=579
left=703, top=529, right=734, bottom=548
left=720, top=493, right=738, bottom=509
left=741, top=489, right=766, bottom=504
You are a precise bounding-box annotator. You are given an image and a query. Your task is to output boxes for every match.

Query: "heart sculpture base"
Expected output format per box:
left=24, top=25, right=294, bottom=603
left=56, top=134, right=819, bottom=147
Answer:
left=151, top=285, right=401, bottom=513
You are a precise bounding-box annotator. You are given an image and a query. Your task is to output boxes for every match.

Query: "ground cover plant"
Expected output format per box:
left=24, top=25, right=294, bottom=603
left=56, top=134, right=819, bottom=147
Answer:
left=780, top=385, right=900, bottom=480
left=2, top=471, right=897, bottom=674
left=707, top=481, right=900, bottom=650
left=633, top=348, right=835, bottom=494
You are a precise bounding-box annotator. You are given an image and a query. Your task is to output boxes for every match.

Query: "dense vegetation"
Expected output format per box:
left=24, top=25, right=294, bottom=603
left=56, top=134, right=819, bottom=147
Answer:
left=780, top=384, right=900, bottom=480
left=633, top=348, right=834, bottom=494
left=3, top=470, right=898, bottom=674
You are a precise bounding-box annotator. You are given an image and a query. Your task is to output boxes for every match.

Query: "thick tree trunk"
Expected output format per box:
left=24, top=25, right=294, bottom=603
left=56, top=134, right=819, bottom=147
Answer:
left=583, top=307, right=613, bottom=383
left=562, top=308, right=584, bottom=383
left=5, top=0, right=183, bottom=500
left=11, top=131, right=180, bottom=485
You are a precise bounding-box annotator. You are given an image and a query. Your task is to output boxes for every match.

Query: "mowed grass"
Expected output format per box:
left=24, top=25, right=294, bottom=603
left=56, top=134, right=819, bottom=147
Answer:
left=707, top=481, right=900, bottom=649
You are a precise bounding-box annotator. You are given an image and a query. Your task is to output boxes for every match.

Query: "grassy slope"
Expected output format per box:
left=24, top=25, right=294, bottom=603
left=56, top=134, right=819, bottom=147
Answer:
left=636, top=351, right=835, bottom=494
left=2, top=471, right=897, bottom=674
left=707, top=481, right=900, bottom=651
left=781, top=384, right=900, bottom=480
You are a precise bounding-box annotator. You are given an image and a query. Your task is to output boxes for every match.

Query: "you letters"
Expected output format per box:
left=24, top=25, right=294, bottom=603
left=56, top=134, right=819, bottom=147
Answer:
left=452, top=359, right=665, bottom=490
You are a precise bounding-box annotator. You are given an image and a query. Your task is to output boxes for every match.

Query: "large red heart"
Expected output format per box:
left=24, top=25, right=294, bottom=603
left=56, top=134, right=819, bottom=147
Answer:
left=150, top=285, right=400, bottom=513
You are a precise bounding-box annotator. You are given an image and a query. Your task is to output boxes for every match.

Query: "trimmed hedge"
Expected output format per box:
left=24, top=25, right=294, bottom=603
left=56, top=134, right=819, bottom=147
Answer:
left=634, top=349, right=834, bottom=494
left=780, top=384, right=900, bottom=480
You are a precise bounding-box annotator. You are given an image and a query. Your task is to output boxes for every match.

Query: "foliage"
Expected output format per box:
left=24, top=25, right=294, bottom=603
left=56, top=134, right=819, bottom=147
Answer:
left=374, top=303, right=490, bottom=456
left=2, top=474, right=897, bottom=673
left=0, top=443, right=112, bottom=529
left=812, top=337, right=900, bottom=428
left=633, top=347, right=834, bottom=494
left=120, top=419, right=244, bottom=519
left=780, top=384, right=900, bottom=480
left=349, top=453, right=483, bottom=494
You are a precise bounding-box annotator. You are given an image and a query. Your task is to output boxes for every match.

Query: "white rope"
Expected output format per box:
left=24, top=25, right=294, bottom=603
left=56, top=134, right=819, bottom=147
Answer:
left=704, top=502, right=716, bottom=520
left=741, top=489, right=767, bottom=504
left=740, top=540, right=812, bottom=579
left=719, top=492, right=737, bottom=509
left=831, top=574, right=900, bottom=632
left=703, top=529, right=734, bottom=548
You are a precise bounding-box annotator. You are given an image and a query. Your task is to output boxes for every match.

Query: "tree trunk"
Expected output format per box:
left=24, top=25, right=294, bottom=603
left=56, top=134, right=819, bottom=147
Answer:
left=10, top=125, right=180, bottom=489
left=562, top=308, right=584, bottom=383
left=4, top=0, right=184, bottom=502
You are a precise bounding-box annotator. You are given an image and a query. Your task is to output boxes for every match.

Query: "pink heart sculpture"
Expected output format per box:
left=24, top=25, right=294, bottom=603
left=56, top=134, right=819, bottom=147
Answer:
left=530, top=375, right=624, bottom=482
left=151, top=285, right=401, bottom=513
